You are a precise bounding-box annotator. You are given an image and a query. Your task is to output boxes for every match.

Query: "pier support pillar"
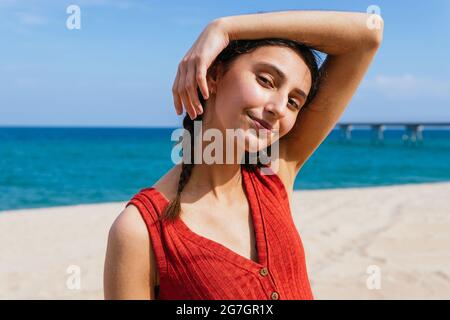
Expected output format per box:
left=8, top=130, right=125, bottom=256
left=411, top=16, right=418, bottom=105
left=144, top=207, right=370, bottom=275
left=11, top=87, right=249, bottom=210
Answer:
left=402, top=124, right=424, bottom=146
left=371, top=124, right=385, bottom=145
left=339, top=124, right=353, bottom=141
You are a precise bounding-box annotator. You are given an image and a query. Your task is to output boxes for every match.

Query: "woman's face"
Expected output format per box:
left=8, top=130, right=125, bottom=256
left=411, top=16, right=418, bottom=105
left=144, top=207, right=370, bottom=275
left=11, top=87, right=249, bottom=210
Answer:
left=204, top=45, right=312, bottom=154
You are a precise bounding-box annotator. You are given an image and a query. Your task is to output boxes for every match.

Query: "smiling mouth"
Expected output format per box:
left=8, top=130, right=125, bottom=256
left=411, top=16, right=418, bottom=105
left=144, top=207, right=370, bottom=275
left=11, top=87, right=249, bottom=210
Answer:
left=247, top=113, right=273, bottom=131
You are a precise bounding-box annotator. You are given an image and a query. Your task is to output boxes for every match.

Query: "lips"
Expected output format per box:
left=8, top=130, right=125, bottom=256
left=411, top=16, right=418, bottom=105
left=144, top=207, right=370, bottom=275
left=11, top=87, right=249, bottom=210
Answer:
left=247, top=113, right=273, bottom=131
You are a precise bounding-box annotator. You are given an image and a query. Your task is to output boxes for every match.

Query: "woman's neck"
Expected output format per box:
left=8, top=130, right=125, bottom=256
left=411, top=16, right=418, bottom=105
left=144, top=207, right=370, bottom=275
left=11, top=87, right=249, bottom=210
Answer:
left=181, top=115, right=251, bottom=203
left=182, top=162, right=244, bottom=205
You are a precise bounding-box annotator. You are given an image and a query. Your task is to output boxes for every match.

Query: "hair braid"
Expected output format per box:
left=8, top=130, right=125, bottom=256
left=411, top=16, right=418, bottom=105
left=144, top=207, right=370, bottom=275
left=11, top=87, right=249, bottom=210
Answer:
left=159, top=113, right=199, bottom=222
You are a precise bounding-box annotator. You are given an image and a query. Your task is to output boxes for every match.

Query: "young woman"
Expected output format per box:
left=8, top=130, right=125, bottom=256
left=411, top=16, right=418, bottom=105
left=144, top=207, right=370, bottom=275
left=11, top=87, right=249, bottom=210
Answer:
left=104, top=10, right=383, bottom=300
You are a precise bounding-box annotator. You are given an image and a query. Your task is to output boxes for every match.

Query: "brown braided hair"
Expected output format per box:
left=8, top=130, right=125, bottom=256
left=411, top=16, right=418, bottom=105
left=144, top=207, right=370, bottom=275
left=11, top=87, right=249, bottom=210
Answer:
left=159, top=38, right=323, bottom=222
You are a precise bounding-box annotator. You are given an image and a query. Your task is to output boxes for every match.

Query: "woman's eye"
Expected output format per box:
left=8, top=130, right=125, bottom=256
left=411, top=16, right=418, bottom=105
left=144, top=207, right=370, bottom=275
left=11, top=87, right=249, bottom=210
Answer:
left=257, top=75, right=301, bottom=110
left=257, top=76, right=273, bottom=87
left=289, top=99, right=300, bottom=109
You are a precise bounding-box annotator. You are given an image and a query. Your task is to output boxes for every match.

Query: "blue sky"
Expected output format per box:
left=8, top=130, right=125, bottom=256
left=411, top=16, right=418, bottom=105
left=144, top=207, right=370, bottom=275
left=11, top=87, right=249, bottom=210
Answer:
left=0, top=0, right=449, bottom=127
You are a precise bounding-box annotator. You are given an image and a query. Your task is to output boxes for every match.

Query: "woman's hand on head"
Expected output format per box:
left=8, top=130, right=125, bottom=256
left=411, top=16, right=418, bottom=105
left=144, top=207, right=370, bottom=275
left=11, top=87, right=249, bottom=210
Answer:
left=172, top=19, right=230, bottom=120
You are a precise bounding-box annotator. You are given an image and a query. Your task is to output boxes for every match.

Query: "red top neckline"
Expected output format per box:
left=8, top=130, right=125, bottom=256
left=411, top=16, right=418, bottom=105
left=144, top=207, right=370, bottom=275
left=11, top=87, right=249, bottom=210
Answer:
left=147, top=164, right=268, bottom=272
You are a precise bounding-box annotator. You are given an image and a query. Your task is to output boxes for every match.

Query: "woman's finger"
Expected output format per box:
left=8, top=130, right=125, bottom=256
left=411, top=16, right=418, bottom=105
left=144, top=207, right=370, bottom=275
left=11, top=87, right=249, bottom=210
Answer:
left=186, top=59, right=203, bottom=116
left=179, top=61, right=197, bottom=120
left=173, top=92, right=183, bottom=116
left=196, top=61, right=209, bottom=100
left=180, top=90, right=196, bottom=120
left=172, top=67, right=183, bottom=115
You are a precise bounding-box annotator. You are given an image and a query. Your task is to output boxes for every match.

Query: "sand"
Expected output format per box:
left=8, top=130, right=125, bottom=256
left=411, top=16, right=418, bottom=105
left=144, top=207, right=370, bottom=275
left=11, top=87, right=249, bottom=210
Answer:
left=1, top=182, right=449, bottom=299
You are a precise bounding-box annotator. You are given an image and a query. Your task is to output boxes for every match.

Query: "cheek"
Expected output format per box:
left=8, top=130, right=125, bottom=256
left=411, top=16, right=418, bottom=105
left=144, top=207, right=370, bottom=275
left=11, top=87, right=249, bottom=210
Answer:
left=213, top=75, right=266, bottom=131
left=278, top=115, right=298, bottom=137
left=223, top=75, right=266, bottom=112
left=241, top=79, right=267, bottom=109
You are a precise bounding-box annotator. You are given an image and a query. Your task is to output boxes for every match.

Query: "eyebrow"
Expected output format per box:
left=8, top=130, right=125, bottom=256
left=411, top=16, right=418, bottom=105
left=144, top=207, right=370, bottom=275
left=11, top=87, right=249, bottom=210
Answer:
left=255, top=62, right=308, bottom=100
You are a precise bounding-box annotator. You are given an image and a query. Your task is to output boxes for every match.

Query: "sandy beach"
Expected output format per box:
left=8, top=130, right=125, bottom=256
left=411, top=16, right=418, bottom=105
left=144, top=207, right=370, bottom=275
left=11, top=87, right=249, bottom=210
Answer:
left=1, top=182, right=449, bottom=300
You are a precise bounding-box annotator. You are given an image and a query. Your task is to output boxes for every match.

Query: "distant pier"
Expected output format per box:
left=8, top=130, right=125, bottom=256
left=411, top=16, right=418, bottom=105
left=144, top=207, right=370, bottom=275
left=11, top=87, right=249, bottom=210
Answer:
left=337, top=122, right=450, bottom=145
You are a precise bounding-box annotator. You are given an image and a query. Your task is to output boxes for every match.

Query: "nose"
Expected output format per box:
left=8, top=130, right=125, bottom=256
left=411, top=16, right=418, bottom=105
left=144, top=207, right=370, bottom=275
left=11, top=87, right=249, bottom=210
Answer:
left=264, top=92, right=288, bottom=118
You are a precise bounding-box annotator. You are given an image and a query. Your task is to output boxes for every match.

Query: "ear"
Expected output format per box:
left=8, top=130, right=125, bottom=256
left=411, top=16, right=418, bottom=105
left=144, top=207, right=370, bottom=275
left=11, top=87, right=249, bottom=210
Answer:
left=206, top=63, right=223, bottom=95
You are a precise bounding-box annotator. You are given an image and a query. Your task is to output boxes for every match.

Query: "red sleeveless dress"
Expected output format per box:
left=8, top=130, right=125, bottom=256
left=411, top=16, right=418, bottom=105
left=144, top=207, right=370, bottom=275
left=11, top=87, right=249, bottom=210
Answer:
left=126, top=164, right=314, bottom=300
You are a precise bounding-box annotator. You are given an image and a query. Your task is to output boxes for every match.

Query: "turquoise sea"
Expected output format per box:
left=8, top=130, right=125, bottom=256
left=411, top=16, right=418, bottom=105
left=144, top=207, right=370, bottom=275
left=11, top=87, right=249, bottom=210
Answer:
left=0, top=126, right=449, bottom=211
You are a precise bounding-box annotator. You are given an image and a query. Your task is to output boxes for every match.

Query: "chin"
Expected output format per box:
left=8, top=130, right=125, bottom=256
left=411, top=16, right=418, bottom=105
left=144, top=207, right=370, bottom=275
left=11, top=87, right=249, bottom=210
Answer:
left=241, top=131, right=272, bottom=154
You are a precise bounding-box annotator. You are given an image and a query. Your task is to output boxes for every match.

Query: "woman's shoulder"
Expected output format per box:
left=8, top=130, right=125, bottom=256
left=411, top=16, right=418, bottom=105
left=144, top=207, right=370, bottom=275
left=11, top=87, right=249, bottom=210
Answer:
left=110, top=204, right=149, bottom=244
left=106, top=204, right=152, bottom=275
left=127, top=164, right=181, bottom=204
left=104, top=204, right=157, bottom=299
left=150, top=163, right=182, bottom=203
